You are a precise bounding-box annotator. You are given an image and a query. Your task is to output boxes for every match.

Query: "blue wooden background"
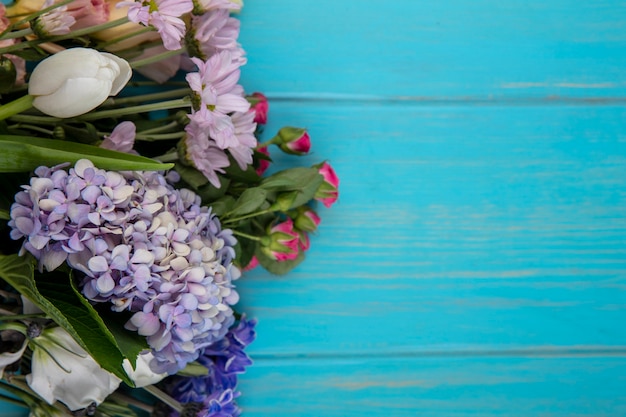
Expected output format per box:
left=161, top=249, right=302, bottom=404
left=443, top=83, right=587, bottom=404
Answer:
left=234, top=1, right=626, bottom=416
left=3, top=0, right=626, bottom=416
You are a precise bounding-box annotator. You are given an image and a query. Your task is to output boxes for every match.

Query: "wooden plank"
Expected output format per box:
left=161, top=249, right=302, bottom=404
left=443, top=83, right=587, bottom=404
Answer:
left=238, top=0, right=626, bottom=98
left=236, top=356, right=626, bottom=416
left=237, top=102, right=626, bottom=355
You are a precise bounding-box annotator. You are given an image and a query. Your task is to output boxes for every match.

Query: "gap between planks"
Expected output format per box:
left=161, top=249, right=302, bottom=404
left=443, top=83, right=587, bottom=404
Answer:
left=250, top=346, right=626, bottom=363
left=261, top=93, right=626, bottom=107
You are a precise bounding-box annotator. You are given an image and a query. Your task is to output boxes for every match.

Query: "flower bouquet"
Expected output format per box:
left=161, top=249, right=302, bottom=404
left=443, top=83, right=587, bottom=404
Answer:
left=0, top=0, right=339, bottom=416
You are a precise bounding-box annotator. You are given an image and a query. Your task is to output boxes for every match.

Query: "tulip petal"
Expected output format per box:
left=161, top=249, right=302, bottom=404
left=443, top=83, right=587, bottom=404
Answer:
left=33, top=77, right=112, bottom=118
left=101, top=52, right=132, bottom=95
left=28, top=48, right=104, bottom=96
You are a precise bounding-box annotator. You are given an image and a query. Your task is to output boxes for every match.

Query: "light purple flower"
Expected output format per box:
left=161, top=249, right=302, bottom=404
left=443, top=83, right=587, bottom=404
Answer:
left=188, top=9, right=242, bottom=60
left=100, top=121, right=136, bottom=154
left=183, top=121, right=230, bottom=188
left=9, top=159, right=240, bottom=374
left=123, top=0, right=193, bottom=50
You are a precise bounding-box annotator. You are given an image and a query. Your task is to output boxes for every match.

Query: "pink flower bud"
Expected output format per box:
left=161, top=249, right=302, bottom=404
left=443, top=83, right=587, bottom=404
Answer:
left=255, top=146, right=271, bottom=176
left=250, top=92, right=268, bottom=125
left=294, top=206, right=321, bottom=233
left=314, top=162, right=339, bottom=208
left=243, top=256, right=259, bottom=271
left=277, top=127, right=311, bottom=156
left=263, top=218, right=300, bottom=261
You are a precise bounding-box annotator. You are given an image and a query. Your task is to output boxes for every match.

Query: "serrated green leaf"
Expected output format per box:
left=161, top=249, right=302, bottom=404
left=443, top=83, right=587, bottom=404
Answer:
left=254, top=246, right=305, bottom=275
left=0, top=135, right=174, bottom=172
left=229, top=187, right=267, bottom=217
left=260, top=167, right=321, bottom=191
left=0, top=254, right=135, bottom=386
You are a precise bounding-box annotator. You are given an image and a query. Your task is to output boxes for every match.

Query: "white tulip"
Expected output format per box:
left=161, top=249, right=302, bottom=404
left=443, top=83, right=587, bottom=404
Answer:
left=26, top=326, right=121, bottom=411
left=122, top=352, right=168, bottom=388
left=0, top=337, right=27, bottom=379
left=28, top=48, right=131, bottom=118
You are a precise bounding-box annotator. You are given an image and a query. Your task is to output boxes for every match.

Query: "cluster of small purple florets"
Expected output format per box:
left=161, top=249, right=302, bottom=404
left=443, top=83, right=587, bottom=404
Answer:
left=8, top=159, right=240, bottom=374
left=166, top=315, right=256, bottom=417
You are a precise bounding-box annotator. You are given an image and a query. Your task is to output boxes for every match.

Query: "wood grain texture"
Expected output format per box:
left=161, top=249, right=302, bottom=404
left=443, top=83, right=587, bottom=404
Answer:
left=238, top=0, right=626, bottom=99
left=233, top=1, right=626, bottom=415
left=237, top=357, right=626, bottom=416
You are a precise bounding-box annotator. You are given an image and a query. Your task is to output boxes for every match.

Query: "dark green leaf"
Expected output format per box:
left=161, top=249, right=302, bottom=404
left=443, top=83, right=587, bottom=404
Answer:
left=175, top=162, right=209, bottom=189
left=260, top=167, right=321, bottom=192
left=0, top=209, right=8, bottom=220
left=229, top=187, right=267, bottom=217
left=0, top=254, right=135, bottom=386
left=224, top=159, right=261, bottom=184
left=254, top=246, right=305, bottom=275
left=0, top=135, right=174, bottom=172
left=289, top=173, right=325, bottom=208
left=197, top=178, right=230, bottom=203
left=209, top=196, right=236, bottom=217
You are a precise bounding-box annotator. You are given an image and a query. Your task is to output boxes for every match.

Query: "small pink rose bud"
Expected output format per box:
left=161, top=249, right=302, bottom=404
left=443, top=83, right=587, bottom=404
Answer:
left=250, top=92, right=268, bottom=125
left=314, top=162, right=339, bottom=208
left=276, top=127, right=311, bottom=156
left=294, top=206, right=321, bottom=233
left=262, top=218, right=300, bottom=261
left=255, top=146, right=271, bottom=176
left=243, top=256, right=259, bottom=271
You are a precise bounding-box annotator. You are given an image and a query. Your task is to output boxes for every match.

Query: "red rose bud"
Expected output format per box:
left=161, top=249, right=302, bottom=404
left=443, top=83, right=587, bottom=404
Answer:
left=255, top=146, right=271, bottom=176
left=294, top=206, right=321, bottom=232
left=261, top=218, right=300, bottom=261
left=277, top=127, right=311, bottom=155
left=314, top=162, right=339, bottom=208
left=250, top=92, right=268, bottom=125
left=243, top=256, right=259, bottom=271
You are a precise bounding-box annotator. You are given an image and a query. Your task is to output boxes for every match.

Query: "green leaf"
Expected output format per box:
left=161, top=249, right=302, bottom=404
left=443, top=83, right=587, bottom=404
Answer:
left=174, top=162, right=209, bottom=189
left=210, top=195, right=236, bottom=217
left=260, top=167, right=321, bottom=192
left=254, top=246, right=305, bottom=275
left=0, top=209, right=8, bottom=220
left=0, top=135, right=174, bottom=172
left=0, top=254, right=136, bottom=386
left=224, top=158, right=261, bottom=184
left=289, top=173, right=325, bottom=208
left=229, top=187, right=267, bottom=217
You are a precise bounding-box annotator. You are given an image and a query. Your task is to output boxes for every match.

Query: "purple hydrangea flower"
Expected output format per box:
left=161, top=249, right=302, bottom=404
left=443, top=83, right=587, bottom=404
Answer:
left=9, top=159, right=240, bottom=374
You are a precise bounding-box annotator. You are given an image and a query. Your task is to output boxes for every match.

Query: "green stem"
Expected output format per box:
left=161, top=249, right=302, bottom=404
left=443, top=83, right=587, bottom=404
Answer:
left=232, top=230, right=264, bottom=242
left=97, top=27, right=155, bottom=49
left=142, top=385, right=183, bottom=413
left=48, top=17, right=129, bottom=42
left=76, top=98, right=191, bottom=121
left=136, top=132, right=185, bottom=141
left=8, top=124, right=54, bottom=135
left=256, top=136, right=279, bottom=149
left=138, top=120, right=180, bottom=135
left=225, top=208, right=275, bottom=224
left=154, top=151, right=179, bottom=162
left=108, top=392, right=154, bottom=413
left=0, top=393, right=27, bottom=408
left=0, top=313, right=47, bottom=321
left=0, top=27, right=32, bottom=40
left=131, top=48, right=186, bottom=69
left=5, top=114, right=60, bottom=124
left=0, top=17, right=129, bottom=54
left=0, top=95, right=34, bottom=121
left=101, top=88, right=190, bottom=106
left=3, top=0, right=74, bottom=35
